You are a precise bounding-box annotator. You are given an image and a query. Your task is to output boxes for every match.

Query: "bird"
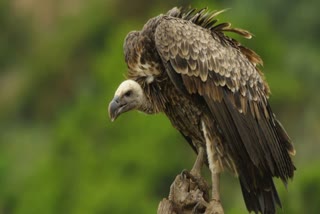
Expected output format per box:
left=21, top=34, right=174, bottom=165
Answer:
left=108, top=7, right=296, bottom=214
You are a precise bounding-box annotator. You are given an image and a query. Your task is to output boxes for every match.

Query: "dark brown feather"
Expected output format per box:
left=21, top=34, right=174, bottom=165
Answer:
left=123, top=7, right=295, bottom=214
left=153, top=12, right=295, bottom=214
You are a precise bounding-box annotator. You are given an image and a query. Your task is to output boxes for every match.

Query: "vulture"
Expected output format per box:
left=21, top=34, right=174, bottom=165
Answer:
left=108, top=7, right=296, bottom=214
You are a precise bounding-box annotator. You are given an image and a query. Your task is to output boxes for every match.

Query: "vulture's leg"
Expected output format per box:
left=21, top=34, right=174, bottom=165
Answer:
left=205, top=170, right=224, bottom=214
left=202, top=121, right=224, bottom=214
left=189, top=146, right=208, bottom=195
left=190, top=146, right=205, bottom=177
left=211, top=173, right=221, bottom=202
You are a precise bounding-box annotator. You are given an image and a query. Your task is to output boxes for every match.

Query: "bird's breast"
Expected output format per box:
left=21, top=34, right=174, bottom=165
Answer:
left=163, top=89, right=205, bottom=143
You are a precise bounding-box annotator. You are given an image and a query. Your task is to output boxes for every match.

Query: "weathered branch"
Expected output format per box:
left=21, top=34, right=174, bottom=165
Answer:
left=157, top=170, right=212, bottom=214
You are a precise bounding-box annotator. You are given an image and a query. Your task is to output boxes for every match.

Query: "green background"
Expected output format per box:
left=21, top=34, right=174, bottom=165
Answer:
left=1, top=0, right=319, bottom=213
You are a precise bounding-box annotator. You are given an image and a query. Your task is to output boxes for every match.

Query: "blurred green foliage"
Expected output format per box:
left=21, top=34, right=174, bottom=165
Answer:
left=0, top=0, right=319, bottom=213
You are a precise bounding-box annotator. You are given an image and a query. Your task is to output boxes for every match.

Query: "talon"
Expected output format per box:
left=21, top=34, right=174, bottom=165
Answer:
left=186, top=170, right=200, bottom=183
left=181, top=169, right=189, bottom=178
left=180, top=169, right=210, bottom=202
left=204, top=199, right=224, bottom=214
left=192, top=200, right=208, bottom=214
left=181, top=169, right=193, bottom=180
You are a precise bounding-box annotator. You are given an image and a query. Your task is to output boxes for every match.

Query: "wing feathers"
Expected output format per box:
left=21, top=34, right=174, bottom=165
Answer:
left=171, top=55, right=188, bottom=74
left=156, top=18, right=264, bottom=104
left=180, top=40, right=189, bottom=56
left=151, top=11, right=295, bottom=214
left=154, top=17, right=295, bottom=213
left=187, top=57, right=197, bottom=70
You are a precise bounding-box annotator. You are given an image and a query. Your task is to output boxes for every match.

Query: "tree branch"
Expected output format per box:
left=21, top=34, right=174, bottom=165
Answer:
left=157, top=170, right=211, bottom=214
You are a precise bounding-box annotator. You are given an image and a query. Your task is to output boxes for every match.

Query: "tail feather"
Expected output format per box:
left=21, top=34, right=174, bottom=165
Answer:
left=238, top=115, right=295, bottom=214
left=240, top=174, right=281, bottom=214
left=274, top=117, right=296, bottom=157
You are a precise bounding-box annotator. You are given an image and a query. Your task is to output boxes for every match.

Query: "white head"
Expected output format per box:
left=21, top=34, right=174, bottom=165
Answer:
left=108, top=80, right=146, bottom=121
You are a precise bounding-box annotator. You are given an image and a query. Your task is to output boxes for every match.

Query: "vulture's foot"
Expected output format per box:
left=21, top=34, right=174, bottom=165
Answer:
left=206, top=172, right=224, bottom=214
left=165, top=169, right=209, bottom=213
left=192, top=200, right=208, bottom=214
left=204, top=199, right=224, bottom=214
left=180, top=169, right=209, bottom=199
left=190, top=147, right=205, bottom=178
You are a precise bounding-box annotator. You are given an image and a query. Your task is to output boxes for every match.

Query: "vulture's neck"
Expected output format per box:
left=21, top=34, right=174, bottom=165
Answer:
left=137, top=77, right=168, bottom=115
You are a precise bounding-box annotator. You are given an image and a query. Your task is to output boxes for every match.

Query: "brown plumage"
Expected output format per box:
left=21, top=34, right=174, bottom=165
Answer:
left=109, top=7, right=296, bottom=214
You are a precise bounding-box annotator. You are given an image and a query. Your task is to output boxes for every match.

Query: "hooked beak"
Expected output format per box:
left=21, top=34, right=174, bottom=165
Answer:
left=108, top=96, right=124, bottom=122
left=108, top=95, right=134, bottom=122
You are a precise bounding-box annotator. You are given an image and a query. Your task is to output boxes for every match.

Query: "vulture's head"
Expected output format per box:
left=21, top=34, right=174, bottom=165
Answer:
left=108, top=80, right=145, bottom=121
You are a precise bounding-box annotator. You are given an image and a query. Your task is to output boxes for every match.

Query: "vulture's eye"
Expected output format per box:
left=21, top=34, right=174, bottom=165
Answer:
left=124, top=90, right=132, bottom=97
